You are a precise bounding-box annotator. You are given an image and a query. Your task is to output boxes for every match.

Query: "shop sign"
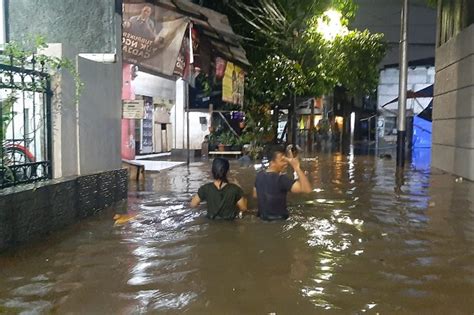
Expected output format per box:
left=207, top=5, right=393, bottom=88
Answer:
left=222, top=61, right=245, bottom=106
left=123, top=100, right=145, bottom=119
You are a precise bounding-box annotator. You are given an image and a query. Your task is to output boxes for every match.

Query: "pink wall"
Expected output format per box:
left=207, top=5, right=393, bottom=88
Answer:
left=121, top=63, right=136, bottom=160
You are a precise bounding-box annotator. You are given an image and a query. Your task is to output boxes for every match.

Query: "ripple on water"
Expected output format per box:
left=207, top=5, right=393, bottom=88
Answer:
left=1, top=298, right=52, bottom=314
left=12, top=283, right=53, bottom=297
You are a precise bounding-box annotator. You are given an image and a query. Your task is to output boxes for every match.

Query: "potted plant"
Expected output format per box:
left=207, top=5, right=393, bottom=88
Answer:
left=208, top=133, right=218, bottom=151
left=218, top=131, right=236, bottom=151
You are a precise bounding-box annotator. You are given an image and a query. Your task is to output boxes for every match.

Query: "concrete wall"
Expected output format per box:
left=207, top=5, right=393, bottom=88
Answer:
left=78, top=57, right=122, bottom=174
left=7, top=0, right=123, bottom=177
left=7, top=0, right=117, bottom=53
left=352, top=0, right=437, bottom=67
left=0, top=169, right=127, bottom=252
left=432, top=24, right=474, bottom=181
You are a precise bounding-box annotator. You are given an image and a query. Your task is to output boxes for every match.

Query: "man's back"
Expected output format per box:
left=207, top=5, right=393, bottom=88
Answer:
left=255, top=171, right=295, bottom=220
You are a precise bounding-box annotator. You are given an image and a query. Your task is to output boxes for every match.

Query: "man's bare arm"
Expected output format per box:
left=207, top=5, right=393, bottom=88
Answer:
left=287, top=158, right=312, bottom=193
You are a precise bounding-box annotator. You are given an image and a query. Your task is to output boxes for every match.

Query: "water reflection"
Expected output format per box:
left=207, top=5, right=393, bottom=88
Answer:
left=0, top=155, right=473, bottom=313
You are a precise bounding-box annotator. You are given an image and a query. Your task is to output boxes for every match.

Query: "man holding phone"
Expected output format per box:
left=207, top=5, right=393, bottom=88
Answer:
left=253, top=145, right=312, bottom=220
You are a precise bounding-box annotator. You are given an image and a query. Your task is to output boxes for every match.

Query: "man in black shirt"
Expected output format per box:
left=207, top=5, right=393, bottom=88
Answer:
left=254, top=146, right=312, bottom=220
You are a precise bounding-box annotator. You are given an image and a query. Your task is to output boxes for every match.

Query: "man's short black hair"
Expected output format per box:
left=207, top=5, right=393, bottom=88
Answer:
left=267, top=145, right=286, bottom=161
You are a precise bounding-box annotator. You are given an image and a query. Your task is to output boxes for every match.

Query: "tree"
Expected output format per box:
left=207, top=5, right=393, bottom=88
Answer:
left=230, top=0, right=385, bottom=98
left=196, top=0, right=387, bottom=145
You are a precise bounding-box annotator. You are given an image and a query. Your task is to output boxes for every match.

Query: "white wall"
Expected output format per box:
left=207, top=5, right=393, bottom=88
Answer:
left=378, top=66, right=435, bottom=116
left=40, top=43, right=80, bottom=178
left=0, top=0, right=6, bottom=46
left=172, top=79, right=210, bottom=150
left=132, top=71, right=176, bottom=101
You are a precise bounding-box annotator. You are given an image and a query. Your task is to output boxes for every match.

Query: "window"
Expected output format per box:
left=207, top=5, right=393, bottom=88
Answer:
left=439, top=0, right=474, bottom=46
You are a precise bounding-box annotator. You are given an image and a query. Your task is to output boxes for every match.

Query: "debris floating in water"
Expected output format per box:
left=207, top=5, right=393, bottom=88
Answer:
left=113, top=213, right=137, bottom=225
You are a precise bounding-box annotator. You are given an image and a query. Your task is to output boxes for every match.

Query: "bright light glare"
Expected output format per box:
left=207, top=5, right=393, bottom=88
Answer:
left=350, top=112, right=355, bottom=135
left=317, top=9, right=348, bottom=41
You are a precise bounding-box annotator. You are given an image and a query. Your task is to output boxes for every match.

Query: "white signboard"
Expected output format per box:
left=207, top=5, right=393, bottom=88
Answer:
left=123, top=100, right=144, bottom=119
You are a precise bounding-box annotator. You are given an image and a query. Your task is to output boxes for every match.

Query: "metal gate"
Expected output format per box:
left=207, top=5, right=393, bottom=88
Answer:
left=0, top=56, right=52, bottom=189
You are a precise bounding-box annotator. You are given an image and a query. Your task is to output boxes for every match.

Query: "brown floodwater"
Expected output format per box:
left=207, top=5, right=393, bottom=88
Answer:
left=0, top=152, right=473, bottom=314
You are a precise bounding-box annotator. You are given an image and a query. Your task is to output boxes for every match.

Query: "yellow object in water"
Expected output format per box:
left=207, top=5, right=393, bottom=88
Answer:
left=113, top=214, right=137, bottom=225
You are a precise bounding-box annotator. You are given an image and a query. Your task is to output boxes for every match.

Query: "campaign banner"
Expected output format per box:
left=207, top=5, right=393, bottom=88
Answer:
left=122, top=2, right=188, bottom=76
left=222, top=62, right=245, bottom=106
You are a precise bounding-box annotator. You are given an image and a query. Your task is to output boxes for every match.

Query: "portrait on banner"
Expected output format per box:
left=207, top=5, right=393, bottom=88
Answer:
left=122, top=2, right=188, bottom=76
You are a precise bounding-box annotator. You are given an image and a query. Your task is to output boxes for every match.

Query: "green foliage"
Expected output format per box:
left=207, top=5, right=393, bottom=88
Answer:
left=426, top=0, right=438, bottom=8
left=218, top=131, right=237, bottom=145
left=329, top=30, right=387, bottom=95
left=241, top=102, right=274, bottom=145
left=0, top=94, right=18, bottom=142
left=246, top=54, right=306, bottom=104
left=1, top=35, right=84, bottom=103
left=229, top=0, right=387, bottom=104
left=1, top=35, right=83, bottom=170
left=199, top=0, right=387, bottom=142
left=195, top=72, right=211, bottom=96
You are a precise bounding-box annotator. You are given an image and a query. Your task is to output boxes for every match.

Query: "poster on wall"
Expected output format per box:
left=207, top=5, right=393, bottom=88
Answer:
left=222, top=62, right=245, bottom=106
left=122, top=100, right=144, bottom=119
left=122, top=1, right=188, bottom=76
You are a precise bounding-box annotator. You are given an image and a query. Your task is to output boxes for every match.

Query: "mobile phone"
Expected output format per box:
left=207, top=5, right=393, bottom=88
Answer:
left=286, top=144, right=297, bottom=158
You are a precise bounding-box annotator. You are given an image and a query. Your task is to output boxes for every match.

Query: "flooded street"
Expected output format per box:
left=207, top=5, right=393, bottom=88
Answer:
left=1, top=152, right=473, bottom=314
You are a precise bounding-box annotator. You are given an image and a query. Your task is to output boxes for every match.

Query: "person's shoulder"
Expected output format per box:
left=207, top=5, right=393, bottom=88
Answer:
left=199, top=182, right=214, bottom=191
left=278, top=173, right=291, bottom=179
left=227, top=183, right=242, bottom=190
left=226, top=183, right=243, bottom=196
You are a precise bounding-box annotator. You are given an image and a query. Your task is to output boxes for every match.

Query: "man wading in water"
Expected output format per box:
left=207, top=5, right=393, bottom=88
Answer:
left=253, top=146, right=312, bottom=220
left=191, top=158, right=247, bottom=220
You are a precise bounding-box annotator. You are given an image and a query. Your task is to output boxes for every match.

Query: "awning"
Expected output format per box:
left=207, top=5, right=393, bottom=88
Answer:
left=382, top=84, right=433, bottom=107
left=155, top=0, right=250, bottom=67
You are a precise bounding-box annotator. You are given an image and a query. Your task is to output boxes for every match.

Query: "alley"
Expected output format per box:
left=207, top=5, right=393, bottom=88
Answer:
left=1, top=153, right=473, bottom=313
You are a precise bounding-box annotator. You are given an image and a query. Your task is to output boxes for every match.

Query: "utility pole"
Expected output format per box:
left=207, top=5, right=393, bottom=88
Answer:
left=186, top=83, right=190, bottom=165
left=292, top=92, right=297, bottom=145
left=397, top=0, right=409, bottom=167
left=308, top=99, right=315, bottom=153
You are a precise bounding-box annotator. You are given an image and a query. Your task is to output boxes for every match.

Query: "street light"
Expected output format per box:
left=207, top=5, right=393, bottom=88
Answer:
left=316, top=9, right=348, bottom=41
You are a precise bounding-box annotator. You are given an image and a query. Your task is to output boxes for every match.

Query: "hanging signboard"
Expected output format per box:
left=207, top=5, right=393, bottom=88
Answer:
left=122, top=1, right=188, bottom=76
left=122, top=100, right=144, bottom=119
left=222, top=61, right=245, bottom=106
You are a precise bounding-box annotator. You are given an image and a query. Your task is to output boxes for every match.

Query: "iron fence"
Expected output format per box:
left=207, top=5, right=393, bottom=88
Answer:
left=0, top=55, right=52, bottom=189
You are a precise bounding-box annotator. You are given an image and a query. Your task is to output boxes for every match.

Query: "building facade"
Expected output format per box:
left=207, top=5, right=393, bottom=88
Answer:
left=432, top=0, right=474, bottom=180
left=0, top=0, right=127, bottom=251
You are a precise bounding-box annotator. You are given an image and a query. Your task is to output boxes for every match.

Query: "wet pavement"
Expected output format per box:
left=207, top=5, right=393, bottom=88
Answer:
left=0, top=152, right=473, bottom=314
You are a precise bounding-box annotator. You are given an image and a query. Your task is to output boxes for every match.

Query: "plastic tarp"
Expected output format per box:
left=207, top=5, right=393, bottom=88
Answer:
left=412, top=116, right=432, bottom=148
